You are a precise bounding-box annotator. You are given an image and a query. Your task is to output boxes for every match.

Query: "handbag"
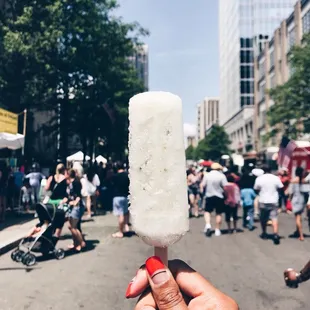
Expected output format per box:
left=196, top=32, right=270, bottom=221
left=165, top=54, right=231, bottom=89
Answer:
left=286, top=199, right=292, bottom=212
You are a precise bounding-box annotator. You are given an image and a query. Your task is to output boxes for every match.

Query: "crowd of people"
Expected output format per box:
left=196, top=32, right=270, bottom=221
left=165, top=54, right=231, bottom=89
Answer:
left=0, top=160, right=130, bottom=249
left=187, top=162, right=310, bottom=244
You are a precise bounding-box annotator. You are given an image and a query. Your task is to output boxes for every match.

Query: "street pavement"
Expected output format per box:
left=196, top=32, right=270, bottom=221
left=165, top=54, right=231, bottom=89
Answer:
left=0, top=212, right=310, bottom=310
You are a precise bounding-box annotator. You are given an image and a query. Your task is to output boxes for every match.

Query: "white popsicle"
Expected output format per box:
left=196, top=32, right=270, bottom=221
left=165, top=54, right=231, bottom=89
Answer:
left=128, top=91, right=189, bottom=250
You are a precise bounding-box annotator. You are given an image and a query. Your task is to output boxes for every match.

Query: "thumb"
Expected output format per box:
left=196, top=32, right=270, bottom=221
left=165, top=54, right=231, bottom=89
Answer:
left=145, top=256, right=188, bottom=310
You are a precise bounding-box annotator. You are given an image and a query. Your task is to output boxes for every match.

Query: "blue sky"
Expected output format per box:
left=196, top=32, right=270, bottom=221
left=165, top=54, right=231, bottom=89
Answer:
left=117, top=0, right=219, bottom=132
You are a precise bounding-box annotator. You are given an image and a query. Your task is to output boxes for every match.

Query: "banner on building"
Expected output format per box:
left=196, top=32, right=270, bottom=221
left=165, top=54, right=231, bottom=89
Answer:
left=0, top=108, right=18, bottom=134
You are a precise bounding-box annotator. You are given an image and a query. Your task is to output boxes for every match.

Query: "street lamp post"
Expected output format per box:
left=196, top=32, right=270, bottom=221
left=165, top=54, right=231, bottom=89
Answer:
left=56, top=102, right=61, bottom=162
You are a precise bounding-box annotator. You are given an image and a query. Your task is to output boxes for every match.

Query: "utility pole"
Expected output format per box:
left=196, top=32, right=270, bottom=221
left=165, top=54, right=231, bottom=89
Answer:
left=22, top=109, right=27, bottom=156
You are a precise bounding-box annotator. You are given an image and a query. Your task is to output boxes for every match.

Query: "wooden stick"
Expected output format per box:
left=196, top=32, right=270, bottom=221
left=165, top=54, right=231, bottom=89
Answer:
left=154, top=247, right=168, bottom=266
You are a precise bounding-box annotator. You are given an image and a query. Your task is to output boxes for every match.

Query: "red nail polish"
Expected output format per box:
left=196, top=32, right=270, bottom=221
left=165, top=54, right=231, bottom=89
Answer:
left=145, top=256, right=165, bottom=277
left=125, top=282, right=133, bottom=298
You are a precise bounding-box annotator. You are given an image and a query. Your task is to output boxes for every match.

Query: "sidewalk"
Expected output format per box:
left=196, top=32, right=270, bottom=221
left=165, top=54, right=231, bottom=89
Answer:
left=0, top=212, right=37, bottom=255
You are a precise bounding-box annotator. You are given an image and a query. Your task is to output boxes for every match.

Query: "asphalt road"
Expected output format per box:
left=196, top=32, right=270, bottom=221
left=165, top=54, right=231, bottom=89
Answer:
left=0, top=212, right=310, bottom=310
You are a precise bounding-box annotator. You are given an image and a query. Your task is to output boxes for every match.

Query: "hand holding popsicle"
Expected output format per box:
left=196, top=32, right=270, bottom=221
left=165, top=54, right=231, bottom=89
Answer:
left=126, top=257, right=239, bottom=310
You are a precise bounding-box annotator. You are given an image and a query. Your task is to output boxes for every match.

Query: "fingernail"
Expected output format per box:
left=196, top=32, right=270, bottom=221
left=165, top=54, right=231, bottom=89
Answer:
left=125, top=276, right=136, bottom=298
left=145, top=256, right=169, bottom=285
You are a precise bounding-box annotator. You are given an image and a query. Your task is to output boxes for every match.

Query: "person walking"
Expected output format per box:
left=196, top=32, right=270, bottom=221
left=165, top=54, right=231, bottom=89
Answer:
left=81, top=166, right=100, bottom=219
left=112, top=162, right=130, bottom=238
left=278, top=168, right=290, bottom=213
left=224, top=175, right=240, bottom=233
left=45, top=164, right=68, bottom=238
left=26, top=165, right=45, bottom=204
left=241, top=186, right=256, bottom=231
left=200, top=163, right=227, bottom=237
left=187, top=166, right=200, bottom=218
left=254, top=165, right=284, bottom=245
left=67, top=169, right=85, bottom=251
left=289, top=166, right=306, bottom=241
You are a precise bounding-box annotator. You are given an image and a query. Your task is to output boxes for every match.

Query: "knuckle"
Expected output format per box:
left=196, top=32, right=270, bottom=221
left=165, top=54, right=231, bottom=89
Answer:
left=156, top=287, right=183, bottom=308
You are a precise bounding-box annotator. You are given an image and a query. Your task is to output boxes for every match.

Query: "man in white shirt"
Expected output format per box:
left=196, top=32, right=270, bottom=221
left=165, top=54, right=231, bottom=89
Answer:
left=200, top=163, right=228, bottom=237
left=254, top=165, right=284, bottom=244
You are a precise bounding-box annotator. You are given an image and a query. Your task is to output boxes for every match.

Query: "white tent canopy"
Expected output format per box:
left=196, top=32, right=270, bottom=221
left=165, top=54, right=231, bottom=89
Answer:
left=95, top=155, right=107, bottom=164
left=67, top=151, right=90, bottom=162
left=0, top=133, right=24, bottom=150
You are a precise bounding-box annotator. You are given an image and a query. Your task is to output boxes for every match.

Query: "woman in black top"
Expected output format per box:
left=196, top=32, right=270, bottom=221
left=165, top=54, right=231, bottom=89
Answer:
left=45, top=163, right=68, bottom=237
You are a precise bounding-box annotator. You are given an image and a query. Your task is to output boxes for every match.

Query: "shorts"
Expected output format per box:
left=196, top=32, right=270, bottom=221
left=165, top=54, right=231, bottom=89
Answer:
left=70, top=205, right=85, bottom=220
left=259, top=203, right=278, bottom=221
left=225, top=205, right=238, bottom=222
left=113, top=197, right=129, bottom=216
left=188, top=186, right=198, bottom=196
left=205, top=196, right=225, bottom=215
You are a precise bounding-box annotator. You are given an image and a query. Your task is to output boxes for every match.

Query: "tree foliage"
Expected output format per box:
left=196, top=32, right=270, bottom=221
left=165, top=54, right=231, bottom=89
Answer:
left=0, top=0, right=147, bottom=161
left=185, top=145, right=195, bottom=160
left=195, top=125, right=231, bottom=161
left=268, top=33, right=310, bottom=139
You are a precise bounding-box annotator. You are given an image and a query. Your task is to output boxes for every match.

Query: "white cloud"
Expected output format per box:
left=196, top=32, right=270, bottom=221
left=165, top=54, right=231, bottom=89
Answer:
left=183, top=123, right=196, bottom=137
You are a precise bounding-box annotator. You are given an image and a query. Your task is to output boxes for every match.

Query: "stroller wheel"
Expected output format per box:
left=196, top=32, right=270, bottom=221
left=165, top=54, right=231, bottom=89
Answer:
left=22, top=253, right=36, bottom=266
left=15, top=250, right=25, bottom=263
left=54, top=248, right=65, bottom=260
left=11, top=250, right=20, bottom=262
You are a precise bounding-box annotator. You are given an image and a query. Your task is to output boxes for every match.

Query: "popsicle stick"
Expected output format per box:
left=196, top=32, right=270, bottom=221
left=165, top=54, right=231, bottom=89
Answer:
left=154, top=247, right=168, bottom=266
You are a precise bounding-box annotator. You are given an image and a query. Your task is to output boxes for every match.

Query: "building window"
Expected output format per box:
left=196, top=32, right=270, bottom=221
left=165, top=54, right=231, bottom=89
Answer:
left=288, top=27, right=295, bottom=51
left=258, top=82, right=266, bottom=102
left=259, top=110, right=266, bottom=128
left=259, top=60, right=265, bottom=79
left=240, top=50, right=254, bottom=64
left=241, top=96, right=254, bottom=107
left=240, top=38, right=253, bottom=48
left=269, top=50, right=275, bottom=69
left=270, top=74, right=276, bottom=89
left=240, top=65, right=254, bottom=78
left=302, top=10, right=310, bottom=34
left=240, top=81, right=254, bottom=94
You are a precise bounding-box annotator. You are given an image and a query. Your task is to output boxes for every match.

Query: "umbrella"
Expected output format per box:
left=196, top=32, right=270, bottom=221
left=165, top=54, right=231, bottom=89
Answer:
left=0, top=133, right=24, bottom=150
left=66, top=151, right=90, bottom=162
left=95, top=155, right=107, bottom=164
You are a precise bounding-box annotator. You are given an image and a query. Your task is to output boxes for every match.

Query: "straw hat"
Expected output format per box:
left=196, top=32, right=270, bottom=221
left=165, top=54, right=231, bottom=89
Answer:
left=211, top=163, right=223, bottom=170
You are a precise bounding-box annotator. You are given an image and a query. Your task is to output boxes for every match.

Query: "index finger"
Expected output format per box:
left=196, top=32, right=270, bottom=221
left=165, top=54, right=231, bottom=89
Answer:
left=127, top=259, right=223, bottom=299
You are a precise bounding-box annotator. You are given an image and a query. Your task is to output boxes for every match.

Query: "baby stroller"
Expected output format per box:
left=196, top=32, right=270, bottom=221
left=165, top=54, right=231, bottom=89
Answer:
left=11, top=203, right=68, bottom=266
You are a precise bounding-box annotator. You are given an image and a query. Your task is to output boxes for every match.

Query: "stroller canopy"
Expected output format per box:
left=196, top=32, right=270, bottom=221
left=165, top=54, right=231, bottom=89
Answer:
left=36, top=203, right=56, bottom=223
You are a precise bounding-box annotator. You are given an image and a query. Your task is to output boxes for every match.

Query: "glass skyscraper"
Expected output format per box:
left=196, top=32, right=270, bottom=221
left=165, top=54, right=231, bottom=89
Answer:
left=219, top=0, right=297, bottom=126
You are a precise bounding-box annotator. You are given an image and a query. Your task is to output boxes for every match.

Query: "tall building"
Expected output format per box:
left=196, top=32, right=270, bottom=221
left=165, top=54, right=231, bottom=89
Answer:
left=255, top=0, right=310, bottom=152
left=129, top=44, right=149, bottom=90
left=219, top=0, right=298, bottom=153
left=196, top=97, right=219, bottom=141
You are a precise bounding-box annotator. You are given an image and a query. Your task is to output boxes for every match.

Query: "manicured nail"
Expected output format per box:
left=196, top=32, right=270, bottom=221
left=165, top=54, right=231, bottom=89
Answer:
left=125, top=276, right=136, bottom=298
left=145, top=256, right=169, bottom=285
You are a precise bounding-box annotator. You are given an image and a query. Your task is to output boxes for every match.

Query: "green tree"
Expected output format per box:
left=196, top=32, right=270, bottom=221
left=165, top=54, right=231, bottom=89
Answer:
left=0, top=0, right=147, bottom=161
left=185, top=145, right=195, bottom=160
left=195, top=125, right=231, bottom=161
left=268, top=33, right=310, bottom=139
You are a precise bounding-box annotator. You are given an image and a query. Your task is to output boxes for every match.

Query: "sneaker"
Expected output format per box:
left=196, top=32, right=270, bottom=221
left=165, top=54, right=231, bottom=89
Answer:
left=205, top=228, right=212, bottom=237
left=215, top=229, right=221, bottom=237
left=273, top=234, right=280, bottom=245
